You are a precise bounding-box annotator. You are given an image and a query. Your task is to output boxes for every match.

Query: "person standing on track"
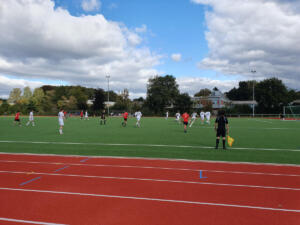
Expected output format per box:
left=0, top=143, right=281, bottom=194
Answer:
left=182, top=111, right=190, bottom=133
left=215, top=110, right=229, bottom=150
left=58, top=109, right=65, bottom=135
left=122, top=111, right=129, bottom=127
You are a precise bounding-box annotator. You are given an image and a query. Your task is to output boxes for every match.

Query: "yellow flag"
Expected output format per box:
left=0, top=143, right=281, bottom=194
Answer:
left=227, top=135, right=234, bottom=147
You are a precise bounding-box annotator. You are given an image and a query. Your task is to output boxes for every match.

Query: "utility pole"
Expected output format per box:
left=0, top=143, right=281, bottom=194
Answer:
left=251, top=70, right=256, bottom=117
left=106, top=75, right=110, bottom=116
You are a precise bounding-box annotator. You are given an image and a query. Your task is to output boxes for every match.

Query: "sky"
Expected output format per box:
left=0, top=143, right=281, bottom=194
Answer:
left=1, top=0, right=300, bottom=99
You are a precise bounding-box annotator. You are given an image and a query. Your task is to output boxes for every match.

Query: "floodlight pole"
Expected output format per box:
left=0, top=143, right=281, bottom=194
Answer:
left=106, top=75, right=110, bottom=116
left=251, top=70, right=256, bottom=117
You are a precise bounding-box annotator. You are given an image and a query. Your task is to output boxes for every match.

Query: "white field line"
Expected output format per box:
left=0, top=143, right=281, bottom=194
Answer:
left=0, top=187, right=299, bottom=213
left=0, top=140, right=300, bottom=152
left=0, top=217, right=67, bottom=225
left=248, top=119, right=273, bottom=124
left=1, top=152, right=300, bottom=168
left=1, top=170, right=300, bottom=191
left=1, top=159, right=300, bottom=178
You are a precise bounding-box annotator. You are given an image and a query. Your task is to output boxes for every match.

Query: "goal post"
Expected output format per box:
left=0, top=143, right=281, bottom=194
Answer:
left=283, top=105, right=300, bottom=120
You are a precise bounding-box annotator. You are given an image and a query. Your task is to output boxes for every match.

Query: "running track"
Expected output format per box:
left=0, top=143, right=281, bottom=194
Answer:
left=0, top=153, right=300, bottom=225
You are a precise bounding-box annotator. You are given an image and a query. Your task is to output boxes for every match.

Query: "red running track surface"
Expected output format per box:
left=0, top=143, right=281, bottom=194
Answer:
left=0, top=153, right=300, bottom=225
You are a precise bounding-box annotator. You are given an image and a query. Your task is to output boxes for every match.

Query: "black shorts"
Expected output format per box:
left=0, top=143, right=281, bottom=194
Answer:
left=217, top=129, right=226, bottom=137
left=15, top=119, right=20, bottom=122
left=101, top=115, right=105, bottom=119
left=183, top=121, right=188, bottom=125
left=124, top=118, right=127, bottom=121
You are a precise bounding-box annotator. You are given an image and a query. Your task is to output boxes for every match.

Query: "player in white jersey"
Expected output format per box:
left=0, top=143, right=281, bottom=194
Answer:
left=205, top=111, right=211, bottom=124
left=200, top=111, right=205, bottom=124
left=58, top=109, right=64, bottom=134
left=189, top=112, right=197, bottom=127
left=26, top=110, right=35, bottom=126
left=165, top=111, right=169, bottom=120
left=134, top=111, right=142, bottom=127
left=84, top=110, right=89, bottom=120
left=175, top=112, right=181, bottom=123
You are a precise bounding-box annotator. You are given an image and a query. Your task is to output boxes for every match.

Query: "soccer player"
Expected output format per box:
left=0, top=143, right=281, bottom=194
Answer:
left=14, top=111, right=21, bottom=126
left=215, top=110, right=229, bottom=150
left=100, top=110, right=106, bottom=125
left=205, top=111, right=211, bottom=124
left=26, top=110, right=35, bottom=126
left=189, top=112, right=197, bottom=127
left=200, top=111, right=205, bottom=124
left=58, top=109, right=65, bottom=135
left=122, top=111, right=129, bottom=127
left=134, top=111, right=142, bottom=127
left=80, top=110, right=83, bottom=120
left=84, top=110, right=89, bottom=120
left=182, top=112, right=189, bottom=133
left=175, top=111, right=181, bottom=123
left=165, top=111, right=169, bottom=120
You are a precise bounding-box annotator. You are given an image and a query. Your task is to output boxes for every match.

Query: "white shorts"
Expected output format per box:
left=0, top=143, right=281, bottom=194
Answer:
left=59, top=119, right=64, bottom=126
left=29, top=117, right=34, bottom=121
left=201, top=116, right=205, bottom=120
left=137, top=117, right=141, bottom=121
left=206, top=116, right=210, bottom=121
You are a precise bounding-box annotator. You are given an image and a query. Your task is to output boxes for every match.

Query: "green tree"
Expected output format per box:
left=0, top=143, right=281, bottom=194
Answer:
left=8, top=88, right=22, bottom=104
left=226, top=81, right=255, bottom=100
left=92, top=89, right=105, bottom=112
left=69, top=86, right=88, bottom=110
left=173, top=93, right=193, bottom=113
left=145, top=75, right=180, bottom=115
left=194, top=88, right=211, bottom=97
left=31, top=88, right=45, bottom=112
left=255, top=78, right=290, bottom=113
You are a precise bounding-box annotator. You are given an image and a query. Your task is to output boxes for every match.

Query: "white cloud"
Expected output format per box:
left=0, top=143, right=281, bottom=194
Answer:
left=0, top=75, right=45, bottom=99
left=177, top=77, right=238, bottom=96
left=171, top=53, right=182, bottom=62
left=0, top=0, right=161, bottom=98
left=192, top=0, right=300, bottom=90
left=135, top=24, right=147, bottom=33
left=81, top=0, right=101, bottom=12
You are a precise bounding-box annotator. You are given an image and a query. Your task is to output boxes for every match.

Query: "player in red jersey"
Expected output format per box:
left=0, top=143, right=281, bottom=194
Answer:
left=182, top=112, right=190, bottom=133
left=122, top=112, right=129, bottom=127
left=14, top=111, right=21, bottom=126
left=80, top=110, right=83, bottom=120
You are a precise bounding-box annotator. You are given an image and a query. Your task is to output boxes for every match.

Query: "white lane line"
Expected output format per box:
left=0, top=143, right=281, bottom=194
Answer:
left=0, top=140, right=300, bottom=152
left=1, top=170, right=300, bottom=191
left=0, top=217, right=67, bottom=225
left=0, top=187, right=299, bottom=213
left=1, top=152, right=300, bottom=167
left=1, top=159, right=300, bottom=177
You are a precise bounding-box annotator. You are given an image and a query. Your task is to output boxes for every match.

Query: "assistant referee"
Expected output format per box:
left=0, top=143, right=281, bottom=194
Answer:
left=215, top=110, right=229, bottom=149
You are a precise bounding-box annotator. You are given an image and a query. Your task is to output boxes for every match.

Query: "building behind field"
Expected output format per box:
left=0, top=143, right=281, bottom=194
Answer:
left=192, top=90, right=229, bottom=110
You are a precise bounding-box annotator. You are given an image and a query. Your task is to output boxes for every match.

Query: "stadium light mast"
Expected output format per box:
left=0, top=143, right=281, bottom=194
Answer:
left=251, top=70, right=256, bottom=117
left=106, top=75, right=110, bottom=116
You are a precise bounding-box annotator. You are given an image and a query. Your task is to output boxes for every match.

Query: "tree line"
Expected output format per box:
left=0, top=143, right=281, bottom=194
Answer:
left=0, top=75, right=299, bottom=116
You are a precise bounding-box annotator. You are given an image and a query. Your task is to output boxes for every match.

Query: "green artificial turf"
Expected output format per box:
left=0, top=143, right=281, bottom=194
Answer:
left=0, top=116, right=300, bottom=164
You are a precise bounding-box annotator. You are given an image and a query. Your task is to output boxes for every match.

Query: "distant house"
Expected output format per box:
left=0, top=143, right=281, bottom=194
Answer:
left=291, top=100, right=300, bottom=105
left=192, top=90, right=230, bottom=109
left=104, top=101, right=116, bottom=108
left=229, top=100, right=257, bottom=108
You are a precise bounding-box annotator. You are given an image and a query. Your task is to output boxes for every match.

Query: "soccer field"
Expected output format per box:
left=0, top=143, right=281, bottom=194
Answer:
left=0, top=116, right=300, bottom=164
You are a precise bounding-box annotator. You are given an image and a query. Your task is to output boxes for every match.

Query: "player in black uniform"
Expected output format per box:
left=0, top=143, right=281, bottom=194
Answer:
left=215, top=110, right=229, bottom=149
left=100, top=110, right=106, bottom=125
